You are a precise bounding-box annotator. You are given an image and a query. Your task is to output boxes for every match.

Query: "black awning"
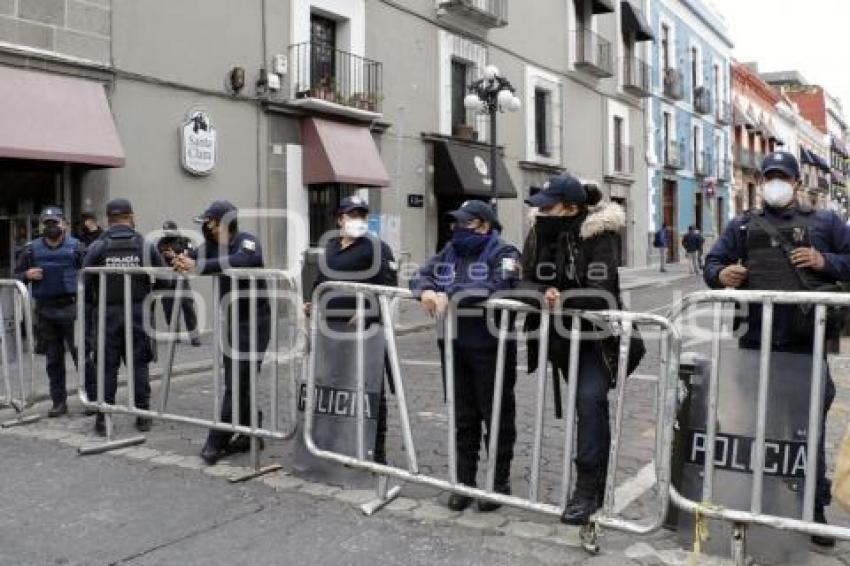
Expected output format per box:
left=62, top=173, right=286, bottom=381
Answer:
left=592, top=0, right=615, bottom=14
left=621, top=1, right=654, bottom=42
left=433, top=140, right=518, bottom=199
left=800, top=148, right=816, bottom=166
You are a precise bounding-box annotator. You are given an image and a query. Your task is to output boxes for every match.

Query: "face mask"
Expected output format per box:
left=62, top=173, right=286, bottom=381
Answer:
left=763, top=179, right=794, bottom=208
left=43, top=225, right=62, bottom=240
left=451, top=226, right=490, bottom=256
left=342, top=219, right=369, bottom=239
left=202, top=222, right=216, bottom=242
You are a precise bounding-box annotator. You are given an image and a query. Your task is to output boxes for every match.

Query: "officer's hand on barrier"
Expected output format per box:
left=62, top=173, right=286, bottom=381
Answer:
left=26, top=267, right=43, bottom=281
left=420, top=290, right=439, bottom=317
left=545, top=287, right=561, bottom=310
left=435, top=292, right=449, bottom=316
left=719, top=264, right=748, bottom=288
left=791, top=247, right=826, bottom=271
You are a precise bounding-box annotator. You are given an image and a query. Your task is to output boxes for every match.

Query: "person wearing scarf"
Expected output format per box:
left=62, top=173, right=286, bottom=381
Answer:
left=410, top=200, right=520, bottom=512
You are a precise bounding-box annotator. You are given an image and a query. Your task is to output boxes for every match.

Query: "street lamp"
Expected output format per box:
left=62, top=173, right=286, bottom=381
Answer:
left=463, top=65, right=521, bottom=210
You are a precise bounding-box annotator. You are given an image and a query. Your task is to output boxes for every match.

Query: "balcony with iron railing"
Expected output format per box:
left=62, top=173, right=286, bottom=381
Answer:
left=736, top=145, right=756, bottom=171
left=574, top=28, right=613, bottom=78
left=718, top=158, right=732, bottom=181
left=694, top=86, right=712, bottom=115
left=288, top=43, right=384, bottom=115
left=754, top=151, right=764, bottom=170
left=437, top=0, right=508, bottom=28
left=622, top=55, right=651, bottom=98
left=663, top=68, right=684, bottom=101
left=612, top=143, right=635, bottom=176
left=664, top=140, right=685, bottom=169
left=716, top=99, right=731, bottom=125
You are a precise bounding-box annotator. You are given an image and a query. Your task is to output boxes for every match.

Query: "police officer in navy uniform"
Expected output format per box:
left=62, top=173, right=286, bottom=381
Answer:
left=83, top=199, right=163, bottom=435
left=173, top=200, right=271, bottom=465
left=306, top=195, right=398, bottom=464
left=705, top=150, right=850, bottom=547
left=15, top=206, right=85, bottom=417
left=410, top=200, right=520, bottom=512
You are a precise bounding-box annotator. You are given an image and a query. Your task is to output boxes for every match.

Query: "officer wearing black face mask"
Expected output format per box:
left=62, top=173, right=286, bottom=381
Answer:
left=173, top=200, right=271, bottom=465
left=519, top=174, right=631, bottom=526
left=705, top=151, right=850, bottom=547
left=410, top=200, right=520, bottom=513
left=15, top=206, right=85, bottom=417
left=83, top=199, right=164, bottom=436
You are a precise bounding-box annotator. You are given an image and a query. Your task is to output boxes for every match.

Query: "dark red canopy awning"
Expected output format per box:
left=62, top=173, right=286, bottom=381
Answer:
left=301, top=118, right=390, bottom=187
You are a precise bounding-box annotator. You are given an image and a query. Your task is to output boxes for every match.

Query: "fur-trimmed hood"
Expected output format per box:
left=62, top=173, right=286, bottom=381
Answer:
left=579, top=201, right=626, bottom=240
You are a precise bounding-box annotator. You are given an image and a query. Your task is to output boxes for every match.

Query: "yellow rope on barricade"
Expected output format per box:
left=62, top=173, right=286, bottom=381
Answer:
left=689, top=502, right=725, bottom=566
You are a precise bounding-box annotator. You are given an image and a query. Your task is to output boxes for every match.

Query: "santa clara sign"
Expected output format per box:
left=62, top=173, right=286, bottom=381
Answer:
left=181, top=109, right=217, bottom=175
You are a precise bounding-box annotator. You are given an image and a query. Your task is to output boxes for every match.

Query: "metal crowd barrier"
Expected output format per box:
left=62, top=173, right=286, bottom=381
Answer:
left=76, top=266, right=305, bottom=482
left=667, top=289, right=850, bottom=565
left=0, top=279, right=40, bottom=428
left=304, top=281, right=680, bottom=552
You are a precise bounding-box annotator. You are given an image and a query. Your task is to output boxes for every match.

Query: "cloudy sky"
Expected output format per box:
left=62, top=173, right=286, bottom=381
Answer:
left=710, top=0, right=850, bottom=112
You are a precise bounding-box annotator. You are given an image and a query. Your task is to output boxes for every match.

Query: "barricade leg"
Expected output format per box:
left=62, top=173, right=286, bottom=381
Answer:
left=1, top=282, right=41, bottom=427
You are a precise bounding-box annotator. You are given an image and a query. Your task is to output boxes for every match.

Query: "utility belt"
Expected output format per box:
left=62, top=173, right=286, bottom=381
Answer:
left=37, top=295, right=76, bottom=308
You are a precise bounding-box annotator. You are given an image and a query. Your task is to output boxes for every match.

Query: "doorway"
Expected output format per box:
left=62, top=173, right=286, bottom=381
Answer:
left=612, top=196, right=627, bottom=266
left=662, top=179, right=678, bottom=262
left=694, top=192, right=704, bottom=232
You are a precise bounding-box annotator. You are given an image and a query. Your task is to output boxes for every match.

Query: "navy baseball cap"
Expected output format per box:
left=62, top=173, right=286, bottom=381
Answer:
left=39, top=206, right=64, bottom=223
left=193, top=200, right=237, bottom=223
left=525, top=173, right=586, bottom=208
left=338, top=195, right=369, bottom=215
left=762, top=151, right=801, bottom=180
left=105, top=198, right=133, bottom=216
left=447, top=200, right=502, bottom=231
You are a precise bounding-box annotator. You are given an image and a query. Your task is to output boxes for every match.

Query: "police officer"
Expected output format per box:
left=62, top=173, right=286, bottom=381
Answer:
left=157, top=220, right=201, bottom=346
left=83, top=199, right=163, bottom=435
left=173, top=200, right=270, bottom=465
left=306, top=196, right=398, bottom=464
left=410, top=200, right=520, bottom=512
left=76, top=212, right=103, bottom=248
left=705, top=150, right=850, bottom=547
left=14, top=206, right=84, bottom=417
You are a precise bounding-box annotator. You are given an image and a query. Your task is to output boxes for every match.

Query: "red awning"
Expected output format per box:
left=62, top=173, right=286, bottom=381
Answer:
left=301, top=118, right=390, bottom=187
left=0, top=66, right=125, bottom=167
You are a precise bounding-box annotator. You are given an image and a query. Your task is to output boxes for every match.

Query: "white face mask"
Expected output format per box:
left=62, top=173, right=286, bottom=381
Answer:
left=762, top=179, right=795, bottom=208
left=342, top=219, right=369, bottom=238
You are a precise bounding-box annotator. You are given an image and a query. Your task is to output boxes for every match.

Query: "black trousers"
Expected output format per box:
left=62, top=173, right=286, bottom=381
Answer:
left=450, top=344, right=517, bottom=488
left=206, top=319, right=270, bottom=448
left=38, top=313, right=77, bottom=405
left=818, top=374, right=836, bottom=510
left=84, top=304, right=151, bottom=409
left=555, top=344, right=611, bottom=475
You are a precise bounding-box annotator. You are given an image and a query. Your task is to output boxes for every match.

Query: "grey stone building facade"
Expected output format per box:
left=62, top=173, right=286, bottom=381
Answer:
left=0, top=0, right=653, bottom=283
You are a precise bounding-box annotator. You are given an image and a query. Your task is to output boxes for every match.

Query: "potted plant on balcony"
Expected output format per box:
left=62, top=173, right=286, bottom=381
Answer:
left=313, top=77, right=337, bottom=102
left=452, top=123, right=476, bottom=140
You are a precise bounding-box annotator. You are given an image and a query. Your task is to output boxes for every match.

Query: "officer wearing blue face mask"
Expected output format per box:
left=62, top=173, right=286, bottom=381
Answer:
left=705, top=150, right=850, bottom=547
left=410, top=200, right=520, bottom=512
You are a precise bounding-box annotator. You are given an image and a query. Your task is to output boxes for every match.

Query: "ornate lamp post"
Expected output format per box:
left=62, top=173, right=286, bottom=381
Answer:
left=463, top=65, right=521, bottom=210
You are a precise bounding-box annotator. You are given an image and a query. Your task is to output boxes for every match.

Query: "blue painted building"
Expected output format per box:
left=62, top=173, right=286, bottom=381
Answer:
left=646, top=0, right=734, bottom=263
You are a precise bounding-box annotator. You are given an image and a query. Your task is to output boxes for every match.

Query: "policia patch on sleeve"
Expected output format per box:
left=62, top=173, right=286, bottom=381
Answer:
left=241, top=238, right=257, bottom=253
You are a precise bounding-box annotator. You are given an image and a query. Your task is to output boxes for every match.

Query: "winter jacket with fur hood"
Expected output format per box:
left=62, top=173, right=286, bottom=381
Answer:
left=518, top=201, right=626, bottom=378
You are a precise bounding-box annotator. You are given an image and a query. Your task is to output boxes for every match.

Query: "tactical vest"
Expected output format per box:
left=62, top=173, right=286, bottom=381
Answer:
left=743, top=209, right=832, bottom=291
left=101, top=234, right=150, bottom=304
left=31, top=236, right=79, bottom=299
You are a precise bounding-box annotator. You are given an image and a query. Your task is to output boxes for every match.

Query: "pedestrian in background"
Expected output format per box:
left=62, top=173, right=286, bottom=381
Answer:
left=15, top=206, right=84, bottom=417
left=76, top=212, right=103, bottom=248
left=653, top=224, right=669, bottom=272
left=681, top=225, right=703, bottom=275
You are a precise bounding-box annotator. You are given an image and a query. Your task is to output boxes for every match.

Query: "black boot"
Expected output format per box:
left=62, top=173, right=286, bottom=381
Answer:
left=811, top=507, right=836, bottom=548
left=561, top=470, right=602, bottom=525
left=200, top=438, right=228, bottom=465
left=47, top=401, right=67, bottom=418
left=447, top=493, right=473, bottom=511
left=478, top=481, right=510, bottom=513
left=94, top=414, right=106, bottom=437
left=227, top=412, right=264, bottom=453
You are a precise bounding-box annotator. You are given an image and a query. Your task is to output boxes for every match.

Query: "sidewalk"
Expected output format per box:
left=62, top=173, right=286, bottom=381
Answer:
left=619, top=262, right=694, bottom=291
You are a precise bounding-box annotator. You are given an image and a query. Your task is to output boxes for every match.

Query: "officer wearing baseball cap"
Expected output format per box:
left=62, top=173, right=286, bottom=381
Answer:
left=14, top=206, right=85, bottom=417
left=83, top=198, right=165, bottom=435
left=410, top=199, right=520, bottom=512
left=705, top=150, right=850, bottom=546
left=174, top=200, right=271, bottom=464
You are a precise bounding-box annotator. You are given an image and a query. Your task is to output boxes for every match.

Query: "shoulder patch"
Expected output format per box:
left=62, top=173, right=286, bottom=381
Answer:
left=241, top=238, right=257, bottom=253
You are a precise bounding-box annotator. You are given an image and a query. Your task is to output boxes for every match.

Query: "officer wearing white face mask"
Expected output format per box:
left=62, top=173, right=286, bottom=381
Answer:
left=705, top=150, right=850, bottom=547
left=305, top=195, right=398, bottom=464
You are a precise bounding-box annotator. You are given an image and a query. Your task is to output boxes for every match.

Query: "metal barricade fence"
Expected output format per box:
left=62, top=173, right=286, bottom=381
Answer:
left=667, top=289, right=850, bottom=565
left=76, top=266, right=305, bottom=482
left=304, top=281, right=680, bottom=552
left=0, top=279, right=40, bottom=427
